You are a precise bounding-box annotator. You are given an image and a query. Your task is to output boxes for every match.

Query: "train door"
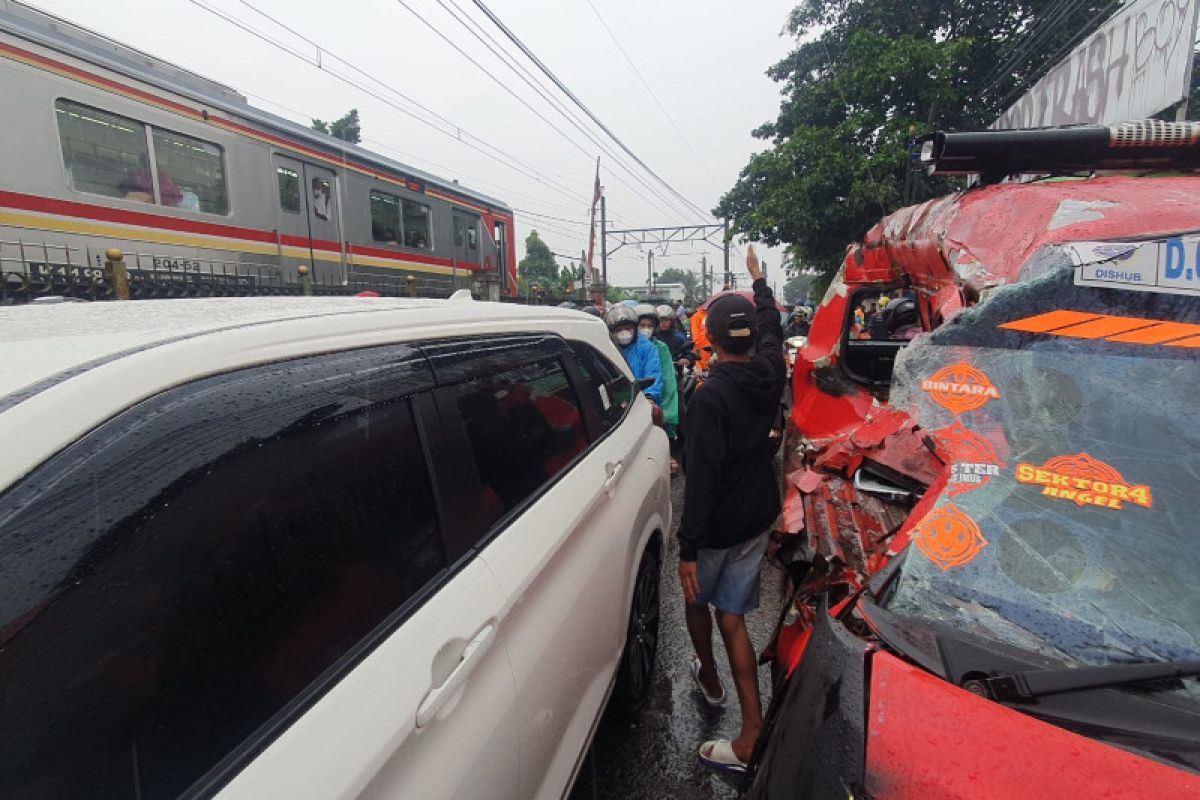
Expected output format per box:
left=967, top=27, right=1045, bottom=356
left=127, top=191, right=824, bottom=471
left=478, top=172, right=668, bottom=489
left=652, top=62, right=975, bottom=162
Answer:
left=452, top=210, right=481, bottom=275
left=273, top=155, right=310, bottom=281
left=273, top=155, right=344, bottom=284
left=303, top=163, right=343, bottom=284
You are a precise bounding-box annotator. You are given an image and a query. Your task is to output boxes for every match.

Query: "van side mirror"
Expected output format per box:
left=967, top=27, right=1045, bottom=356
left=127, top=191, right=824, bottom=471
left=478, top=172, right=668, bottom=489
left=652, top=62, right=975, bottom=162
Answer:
left=635, top=377, right=656, bottom=392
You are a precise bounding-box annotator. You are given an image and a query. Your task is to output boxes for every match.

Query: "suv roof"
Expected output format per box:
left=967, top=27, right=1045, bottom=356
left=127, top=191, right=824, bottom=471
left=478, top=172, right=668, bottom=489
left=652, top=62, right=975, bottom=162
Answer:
left=0, top=297, right=610, bottom=489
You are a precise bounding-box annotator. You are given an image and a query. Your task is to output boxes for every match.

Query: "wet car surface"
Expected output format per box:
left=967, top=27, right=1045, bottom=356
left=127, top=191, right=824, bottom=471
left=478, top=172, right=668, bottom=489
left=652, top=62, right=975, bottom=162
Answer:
left=570, top=475, right=786, bottom=800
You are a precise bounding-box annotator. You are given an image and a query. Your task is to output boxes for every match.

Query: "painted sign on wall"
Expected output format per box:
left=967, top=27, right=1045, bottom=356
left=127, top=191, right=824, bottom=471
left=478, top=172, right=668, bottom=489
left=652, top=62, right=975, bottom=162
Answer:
left=994, top=0, right=1200, bottom=129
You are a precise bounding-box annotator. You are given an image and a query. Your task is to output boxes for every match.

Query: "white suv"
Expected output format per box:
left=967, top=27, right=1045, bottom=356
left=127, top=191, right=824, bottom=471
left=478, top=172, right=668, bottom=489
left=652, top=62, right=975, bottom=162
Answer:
left=0, top=295, right=670, bottom=799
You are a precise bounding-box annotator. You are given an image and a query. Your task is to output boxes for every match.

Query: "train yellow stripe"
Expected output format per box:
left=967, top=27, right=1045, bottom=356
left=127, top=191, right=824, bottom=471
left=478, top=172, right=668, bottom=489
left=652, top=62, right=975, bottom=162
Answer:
left=0, top=210, right=470, bottom=276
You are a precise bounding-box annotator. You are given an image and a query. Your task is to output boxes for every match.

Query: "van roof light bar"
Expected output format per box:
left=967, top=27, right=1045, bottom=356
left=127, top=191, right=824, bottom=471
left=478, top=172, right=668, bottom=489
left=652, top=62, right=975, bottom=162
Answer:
left=920, top=121, right=1200, bottom=182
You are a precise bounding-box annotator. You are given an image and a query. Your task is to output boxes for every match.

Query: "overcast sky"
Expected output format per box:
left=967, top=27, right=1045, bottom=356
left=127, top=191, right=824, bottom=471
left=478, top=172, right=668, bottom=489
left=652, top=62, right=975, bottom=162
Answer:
left=26, top=0, right=798, bottom=291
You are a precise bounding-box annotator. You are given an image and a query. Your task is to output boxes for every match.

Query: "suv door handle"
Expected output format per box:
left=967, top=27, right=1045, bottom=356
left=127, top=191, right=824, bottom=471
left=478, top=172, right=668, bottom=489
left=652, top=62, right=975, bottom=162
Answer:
left=604, top=460, right=624, bottom=491
left=416, top=624, right=495, bottom=728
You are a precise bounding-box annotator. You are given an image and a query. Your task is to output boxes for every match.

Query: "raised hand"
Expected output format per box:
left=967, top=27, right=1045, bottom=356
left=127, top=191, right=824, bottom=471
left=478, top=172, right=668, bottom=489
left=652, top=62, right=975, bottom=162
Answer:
left=746, top=244, right=763, bottom=283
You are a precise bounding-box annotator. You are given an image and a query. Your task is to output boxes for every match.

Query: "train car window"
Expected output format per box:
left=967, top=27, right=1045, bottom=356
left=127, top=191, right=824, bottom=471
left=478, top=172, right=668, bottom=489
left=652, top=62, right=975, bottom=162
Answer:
left=451, top=357, right=589, bottom=530
left=277, top=167, right=300, bottom=214
left=151, top=128, right=228, bottom=214
left=466, top=220, right=479, bottom=251
left=311, top=178, right=332, bottom=221
left=403, top=199, right=432, bottom=249
left=0, top=344, right=445, bottom=798
left=54, top=98, right=152, bottom=203
left=370, top=190, right=401, bottom=244
left=453, top=215, right=464, bottom=247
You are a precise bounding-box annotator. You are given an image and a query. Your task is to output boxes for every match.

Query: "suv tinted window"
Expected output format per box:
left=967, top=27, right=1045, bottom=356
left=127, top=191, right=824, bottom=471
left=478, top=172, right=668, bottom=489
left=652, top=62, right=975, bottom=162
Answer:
left=452, top=357, right=588, bottom=527
left=570, top=341, right=633, bottom=433
left=0, top=346, right=443, bottom=798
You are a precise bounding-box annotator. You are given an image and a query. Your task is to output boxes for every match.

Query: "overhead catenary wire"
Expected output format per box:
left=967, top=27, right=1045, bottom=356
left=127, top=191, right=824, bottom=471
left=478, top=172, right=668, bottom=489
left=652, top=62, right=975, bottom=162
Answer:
left=470, top=0, right=715, bottom=221
left=396, top=0, right=699, bottom=225
left=979, top=0, right=1094, bottom=105
left=186, top=0, right=587, bottom=207
left=239, top=88, right=592, bottom=219
left=992, top=1, right=1122, bottom=113
left=433, top=0, right=702, bottom=225
left=580, top=0, right=721, bottom=190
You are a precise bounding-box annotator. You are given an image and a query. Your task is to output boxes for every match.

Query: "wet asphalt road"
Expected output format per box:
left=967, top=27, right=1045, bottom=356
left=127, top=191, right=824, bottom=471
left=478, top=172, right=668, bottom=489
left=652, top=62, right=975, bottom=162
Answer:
left=570, top=474, right=787, bottom=800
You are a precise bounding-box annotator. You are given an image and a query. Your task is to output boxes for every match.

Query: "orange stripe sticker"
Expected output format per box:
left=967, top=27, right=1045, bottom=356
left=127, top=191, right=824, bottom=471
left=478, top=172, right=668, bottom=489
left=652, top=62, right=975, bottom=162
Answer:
left=999, top=310, right=1100, bottom=333
left=1045, top=316, right=1158, bottom=339
left=1002, top=311, right=1200, bottom=347
left=1107, top=321, right=1200, bottom=344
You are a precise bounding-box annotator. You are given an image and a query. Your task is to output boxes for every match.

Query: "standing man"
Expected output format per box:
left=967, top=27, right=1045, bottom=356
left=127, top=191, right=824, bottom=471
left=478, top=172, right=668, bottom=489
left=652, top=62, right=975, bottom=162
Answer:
left=678, top=246, right=785, bottom=773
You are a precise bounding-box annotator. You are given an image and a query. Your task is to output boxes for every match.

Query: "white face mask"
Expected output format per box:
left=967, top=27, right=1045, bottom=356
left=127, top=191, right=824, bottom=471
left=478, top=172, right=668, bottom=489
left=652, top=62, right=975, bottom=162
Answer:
left=614, top=329, right=635, bottom=346
left=638, top=326, right=654, bottom=339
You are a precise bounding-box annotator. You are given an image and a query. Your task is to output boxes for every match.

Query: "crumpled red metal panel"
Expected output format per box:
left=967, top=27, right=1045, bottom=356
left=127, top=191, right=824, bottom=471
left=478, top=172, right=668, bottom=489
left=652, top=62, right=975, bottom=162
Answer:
left=848, top=175, right=1200, bottom=298
left=775, top=174, right=1200, bottom=687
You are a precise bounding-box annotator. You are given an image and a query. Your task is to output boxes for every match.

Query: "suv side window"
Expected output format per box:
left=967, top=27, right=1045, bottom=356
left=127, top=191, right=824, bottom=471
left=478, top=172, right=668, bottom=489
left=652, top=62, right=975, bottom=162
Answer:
left=569, top=340, right=633, bottom=434
left=0, top=345, right=443, bottom=798
left=451, top=356, right=589, bottom=528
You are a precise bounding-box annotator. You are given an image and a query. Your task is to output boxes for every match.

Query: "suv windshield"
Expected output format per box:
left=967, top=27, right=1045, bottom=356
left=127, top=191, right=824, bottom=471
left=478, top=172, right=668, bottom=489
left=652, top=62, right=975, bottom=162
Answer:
left=882, top=247, right=1200, bottom=701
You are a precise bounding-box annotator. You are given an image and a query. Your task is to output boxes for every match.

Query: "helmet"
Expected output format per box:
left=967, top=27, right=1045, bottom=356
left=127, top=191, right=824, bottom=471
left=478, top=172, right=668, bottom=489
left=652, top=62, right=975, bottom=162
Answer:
left=633, top=303, right=658, bottom=324
left=878, top=295, right=890, bottom=308
left=580, top=305, right=604, bottom=317
left=885, top=298, right=919, bottom=334
left=655, top=304, right=674, bottom=319
left=604, top=305, right=639, bottom=329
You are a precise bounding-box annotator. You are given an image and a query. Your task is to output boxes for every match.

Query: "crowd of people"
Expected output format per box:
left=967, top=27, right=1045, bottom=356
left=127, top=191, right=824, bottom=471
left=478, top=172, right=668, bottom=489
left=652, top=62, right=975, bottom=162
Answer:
left=850, top=289, right=920, bottom=341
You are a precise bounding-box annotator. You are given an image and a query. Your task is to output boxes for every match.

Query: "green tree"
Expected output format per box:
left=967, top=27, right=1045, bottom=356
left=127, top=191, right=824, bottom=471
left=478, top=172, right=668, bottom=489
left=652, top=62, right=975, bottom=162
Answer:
left=311, top=108, right=362, bottom=144
left=656, top=267, right=700, bottom=303
left=716, top=0, right=1120, bottom=282
left=518, top=231, right=559, bottom=287
left=783, top=273, right=813, bottom=305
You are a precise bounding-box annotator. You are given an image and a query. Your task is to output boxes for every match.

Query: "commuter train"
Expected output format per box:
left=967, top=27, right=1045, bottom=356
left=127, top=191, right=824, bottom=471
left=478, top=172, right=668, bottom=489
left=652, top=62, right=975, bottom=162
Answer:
left=0, top=1, right=518, bottom=297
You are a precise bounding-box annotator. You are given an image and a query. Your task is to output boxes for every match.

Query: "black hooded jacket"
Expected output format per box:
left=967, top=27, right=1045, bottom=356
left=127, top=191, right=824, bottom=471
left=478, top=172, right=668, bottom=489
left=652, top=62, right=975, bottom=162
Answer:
left=678, top=278, right=786, bottom=560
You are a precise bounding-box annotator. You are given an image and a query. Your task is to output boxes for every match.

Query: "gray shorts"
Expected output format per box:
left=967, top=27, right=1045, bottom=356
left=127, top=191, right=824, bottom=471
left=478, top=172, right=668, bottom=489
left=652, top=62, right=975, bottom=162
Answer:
left=691, top=532, right=769, bottom=615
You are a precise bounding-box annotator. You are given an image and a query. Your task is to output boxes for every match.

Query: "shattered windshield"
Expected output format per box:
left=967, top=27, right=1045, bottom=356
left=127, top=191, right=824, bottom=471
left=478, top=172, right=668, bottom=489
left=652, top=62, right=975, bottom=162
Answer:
left=883, top=249, right=1200, bottom=691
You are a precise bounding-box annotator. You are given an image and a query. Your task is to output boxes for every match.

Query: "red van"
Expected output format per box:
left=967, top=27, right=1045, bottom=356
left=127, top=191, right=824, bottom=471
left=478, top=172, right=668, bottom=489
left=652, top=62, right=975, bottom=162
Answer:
left=749, top=123, right=1200, bottom=798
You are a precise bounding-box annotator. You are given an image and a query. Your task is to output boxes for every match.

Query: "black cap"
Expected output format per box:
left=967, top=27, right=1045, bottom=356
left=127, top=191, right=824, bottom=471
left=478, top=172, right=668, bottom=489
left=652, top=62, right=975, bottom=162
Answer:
left=705, top=293, right=756, bottom=347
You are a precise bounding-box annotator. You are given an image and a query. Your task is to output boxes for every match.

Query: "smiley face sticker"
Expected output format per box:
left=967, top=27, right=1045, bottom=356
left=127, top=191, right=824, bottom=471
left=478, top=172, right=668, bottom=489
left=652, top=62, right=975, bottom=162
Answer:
left=914, top=503, right=988, bottom=571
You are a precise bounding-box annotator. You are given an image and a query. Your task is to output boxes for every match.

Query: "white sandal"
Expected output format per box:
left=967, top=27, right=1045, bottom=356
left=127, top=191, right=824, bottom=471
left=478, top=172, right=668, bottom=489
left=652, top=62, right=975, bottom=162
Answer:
left=689, top=655, right=726, bottom=706
left=698, top=739, right=747, bottom=773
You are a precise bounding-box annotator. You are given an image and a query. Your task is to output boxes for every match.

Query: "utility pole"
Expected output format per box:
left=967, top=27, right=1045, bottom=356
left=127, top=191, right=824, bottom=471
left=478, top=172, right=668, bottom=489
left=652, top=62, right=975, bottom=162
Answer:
left=647, top=250, right=654, bottom=295
left=700, top=254, right=708, bottom=299
left=723, top=218, right=731, bottom=289
left=600, top=195, right=608, bottom=292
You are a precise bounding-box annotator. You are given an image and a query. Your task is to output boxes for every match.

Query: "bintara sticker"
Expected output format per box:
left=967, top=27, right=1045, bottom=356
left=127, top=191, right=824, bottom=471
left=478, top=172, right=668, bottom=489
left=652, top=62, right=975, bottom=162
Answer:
left=921, top=362, right=1002, bottom=415
left=1016, top=453, right=1153, bottom=510
left=914, top=503, right=988, bottom=571
left=933, top=420, right=1004, bottom=496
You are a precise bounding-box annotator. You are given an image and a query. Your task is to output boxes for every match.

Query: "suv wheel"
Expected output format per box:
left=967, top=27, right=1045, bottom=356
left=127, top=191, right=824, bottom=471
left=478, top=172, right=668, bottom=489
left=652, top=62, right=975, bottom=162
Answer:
left=612, top=546, right=660, bottom=712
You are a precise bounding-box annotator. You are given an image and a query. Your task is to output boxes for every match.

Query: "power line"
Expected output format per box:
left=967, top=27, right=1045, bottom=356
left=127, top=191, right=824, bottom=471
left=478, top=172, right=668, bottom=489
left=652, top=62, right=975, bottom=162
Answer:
left=580, top=0, right=720, bottom=189
left=470, top=0, right=714, bottom=221
left=436, top=0, right=701, bottom=224
left=239, top=88, right=592, bottom=219
left=398, top=0, right=697, bottom=224
left=186, top=0, right=587, bottom=206
left=993, top=1, right=1120, bottom=112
